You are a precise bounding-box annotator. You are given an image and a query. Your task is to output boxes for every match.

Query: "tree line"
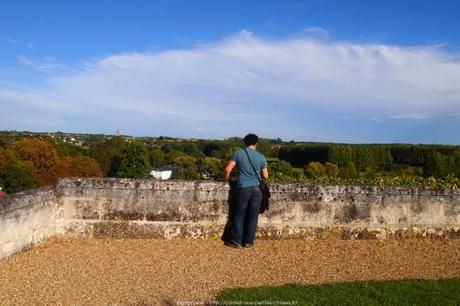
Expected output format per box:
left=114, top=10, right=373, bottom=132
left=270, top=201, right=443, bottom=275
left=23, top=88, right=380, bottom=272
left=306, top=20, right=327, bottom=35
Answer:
left=0, top=132, right=459, bottom=193
left=278, top=143, right=460, bottom=178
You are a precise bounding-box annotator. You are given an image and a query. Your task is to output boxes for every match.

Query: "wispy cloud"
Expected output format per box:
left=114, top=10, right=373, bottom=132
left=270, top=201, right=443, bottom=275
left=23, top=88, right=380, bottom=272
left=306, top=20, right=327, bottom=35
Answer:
left=5, top=37, right=34, bottom=49
left=1, top=30, right=460, bottom=142
left=388, top=113, right=430, bottom=120
left=5, top=37, right=21, bottom=45
left=17, top=55, right=72, bottom=73
left=301, top=27, right=329, bottom=40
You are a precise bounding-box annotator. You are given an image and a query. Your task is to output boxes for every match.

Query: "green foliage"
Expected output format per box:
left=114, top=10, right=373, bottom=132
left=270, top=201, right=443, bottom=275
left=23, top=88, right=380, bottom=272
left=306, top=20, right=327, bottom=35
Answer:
left=256, top=139, right=272, bottom=157
left=324, top=162, right=339, bottom=177
left=181, top=142, right=204, bottom=159
left=54, top=138, right=88, bottom=157
left=182, top=167, right=200, bottom=180
left=305, top=161, right=325, bottom=177
left=455, top=151, right=460, bottom=177
left=148, top=149, right=166, bottom=168
left=89, top=136, right=125, bottom=176
left=425, top=152, right=457, bottom=177
left=1, top=131, right=459, bottom=189
left=291, top=167, right=305, bottom=178
left=270, top=160, right=293, bottom=177
left=169, top=151, right=196, bottom=167
left=387, top=164, right=424, bottom=177
left=217, top=278, right=460, bottom=306
left=223, top=146, right=241, bottom=160
left=279, top=143, right=458, bottom=179
left=165, top=150, right=200, bottom=180
left=0, top=162, right=39, bottom=193
left=268, top=174, right=459, bottom=189
left=116, top=141, right=150, bottom=179
left=199, top=156, right=224, bottom=180
left=340, top=161, right=358, bottom=178
left=201, top=141, right=220, bottom=157
left=279, top=144, right=330, bottom=167
left=328, top=145, right=354, bottom=167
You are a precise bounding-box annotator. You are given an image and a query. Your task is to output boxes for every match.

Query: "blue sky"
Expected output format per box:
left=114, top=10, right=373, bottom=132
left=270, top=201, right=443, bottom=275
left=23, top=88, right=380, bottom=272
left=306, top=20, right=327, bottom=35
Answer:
left=1, top=0, right=460, bottom=143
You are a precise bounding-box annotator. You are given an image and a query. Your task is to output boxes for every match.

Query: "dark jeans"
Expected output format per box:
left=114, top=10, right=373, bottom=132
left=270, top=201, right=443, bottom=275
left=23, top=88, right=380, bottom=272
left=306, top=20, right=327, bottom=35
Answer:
left=231, top=185, right=262, bottom=246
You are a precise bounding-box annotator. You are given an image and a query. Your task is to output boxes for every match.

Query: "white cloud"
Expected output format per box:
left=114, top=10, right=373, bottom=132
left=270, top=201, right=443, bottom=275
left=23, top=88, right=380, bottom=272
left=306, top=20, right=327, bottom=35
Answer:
left=388, top=113, right=429, bottom=120
left=301, top=27, right=329, bottom=40
left=5, top=37, right=34, bottom=49
left=5, top=37, right=21, bottom=45
left=17, top=55, right=71, bottom=72
left=2, top=31, right=460, bottom=142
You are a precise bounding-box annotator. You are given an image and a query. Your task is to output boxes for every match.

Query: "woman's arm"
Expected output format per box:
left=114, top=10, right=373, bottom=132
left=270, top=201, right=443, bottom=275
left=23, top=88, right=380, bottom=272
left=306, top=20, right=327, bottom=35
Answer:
left=224, top=160, right=236, bottom=182
left=261, top=167, right=269, bottom=180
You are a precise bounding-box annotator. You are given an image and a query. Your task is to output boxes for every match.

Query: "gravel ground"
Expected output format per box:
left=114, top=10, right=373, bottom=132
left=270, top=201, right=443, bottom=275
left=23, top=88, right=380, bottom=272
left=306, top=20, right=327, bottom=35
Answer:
left=0, top=238, right=459, bottom=305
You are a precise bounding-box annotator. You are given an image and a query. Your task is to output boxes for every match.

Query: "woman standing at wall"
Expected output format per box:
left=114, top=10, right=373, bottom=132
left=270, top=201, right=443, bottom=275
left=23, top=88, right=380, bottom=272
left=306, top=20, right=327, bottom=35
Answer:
left=223, top=133, right=269, bottom=248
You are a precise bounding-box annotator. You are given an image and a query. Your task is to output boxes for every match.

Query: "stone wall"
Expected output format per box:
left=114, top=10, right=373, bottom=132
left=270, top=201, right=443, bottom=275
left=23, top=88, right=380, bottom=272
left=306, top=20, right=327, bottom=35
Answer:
left=0, top=187, right=62, bottom=259
left=1, top=177, right=459, bottom=260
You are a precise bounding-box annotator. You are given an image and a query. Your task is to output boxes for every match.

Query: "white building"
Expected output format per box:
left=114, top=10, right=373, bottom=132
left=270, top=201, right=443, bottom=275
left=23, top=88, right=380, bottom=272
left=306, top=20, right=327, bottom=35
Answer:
left=150, top=166, right=173, bottom=180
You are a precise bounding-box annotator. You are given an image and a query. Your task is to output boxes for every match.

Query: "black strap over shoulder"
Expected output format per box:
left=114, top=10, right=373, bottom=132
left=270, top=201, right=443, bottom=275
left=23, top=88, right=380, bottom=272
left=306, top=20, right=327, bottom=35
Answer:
left=243, top=148, right=270, bottom=214
left=244, top=148, right=262, bottom=182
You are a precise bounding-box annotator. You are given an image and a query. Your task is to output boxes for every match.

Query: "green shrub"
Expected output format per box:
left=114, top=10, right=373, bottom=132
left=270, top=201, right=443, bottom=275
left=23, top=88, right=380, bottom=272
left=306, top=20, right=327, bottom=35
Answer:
left=305, top=161, right=325, bottom=177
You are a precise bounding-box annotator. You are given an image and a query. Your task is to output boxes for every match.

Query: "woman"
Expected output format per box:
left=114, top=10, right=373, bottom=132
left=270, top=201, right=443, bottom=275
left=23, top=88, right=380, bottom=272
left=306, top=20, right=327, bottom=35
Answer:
left=223, top=133, right=269, bottom=248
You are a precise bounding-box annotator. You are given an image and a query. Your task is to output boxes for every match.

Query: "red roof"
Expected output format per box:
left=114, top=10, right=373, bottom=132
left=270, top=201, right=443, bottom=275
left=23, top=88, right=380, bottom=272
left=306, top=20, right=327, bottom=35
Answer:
left=0, top=191, right=6, bottom=198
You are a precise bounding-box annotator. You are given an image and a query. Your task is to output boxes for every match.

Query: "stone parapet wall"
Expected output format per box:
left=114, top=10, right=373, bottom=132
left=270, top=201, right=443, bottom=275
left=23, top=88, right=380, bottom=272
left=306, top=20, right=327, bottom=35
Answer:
left=1, top=177, right=459, bottom=260
left=0, top=187, right=61, bottom=259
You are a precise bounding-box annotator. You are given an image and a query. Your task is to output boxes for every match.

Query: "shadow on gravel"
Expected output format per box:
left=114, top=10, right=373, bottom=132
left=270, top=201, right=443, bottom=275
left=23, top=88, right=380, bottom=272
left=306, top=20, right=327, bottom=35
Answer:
left=221, top=181, right=237, bottom=244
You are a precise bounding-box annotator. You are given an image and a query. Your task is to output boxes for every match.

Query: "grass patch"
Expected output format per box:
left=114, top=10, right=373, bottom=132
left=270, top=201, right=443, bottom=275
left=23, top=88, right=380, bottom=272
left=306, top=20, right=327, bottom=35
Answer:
left=216, top=278, right=460, bottom=305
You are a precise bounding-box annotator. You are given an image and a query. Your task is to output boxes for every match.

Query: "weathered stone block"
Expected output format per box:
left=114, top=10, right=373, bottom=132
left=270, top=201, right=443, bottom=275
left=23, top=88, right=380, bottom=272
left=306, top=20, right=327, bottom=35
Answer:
left=99, top=189, right=144, bottom=221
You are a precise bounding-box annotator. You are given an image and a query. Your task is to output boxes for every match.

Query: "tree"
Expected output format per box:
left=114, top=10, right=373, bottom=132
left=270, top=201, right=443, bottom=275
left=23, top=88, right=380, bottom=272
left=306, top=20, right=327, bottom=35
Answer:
left=170, top=151, right=196, bottom=167
left=0, top=148, right=17, bottom=172
left=199, top=156, right=224, bottom=180
left=149, top=148, right=166, bottom=168
left=340, top=161, right=358, bottom=178
left=182, top=142, right=204, bottom=159
left=116, top=141, right=150, bottom=178
left=425, top=152, right=447, bottom=177
left=89, top=136, right=125, bottom=176
left=455, top=150, right=460, bottom=177
left=13, top=138, right=65, bottom=185
left=224, top=146, right=241, bottom=160
left=270, top=160, right=293, bottom=177
left=0, top=162, right=39, bottom=193
left=328, top=145, right=354, bottom=168
left=182, top=167, right=200, bottom=180
left=324, top=162, right=339, bottom=177
left=279, top=145, right=329, bottom=167
left=54, top=138, right=87, bottom=157
left=0, top=147, right=39, bottom=193
left=65, top=156, right=103, bottom=177
left=305, top=161, right=325, bottom=177
left=256, top=139, right=272, bottom=157
left=14, top=139, right=60, bottom=174
left=169, top=151, right=199, bottom=179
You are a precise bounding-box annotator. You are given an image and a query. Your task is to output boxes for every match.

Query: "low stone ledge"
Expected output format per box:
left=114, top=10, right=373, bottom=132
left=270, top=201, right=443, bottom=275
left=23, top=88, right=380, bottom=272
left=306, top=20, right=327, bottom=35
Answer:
left=63, top=220, right=460, bottom=240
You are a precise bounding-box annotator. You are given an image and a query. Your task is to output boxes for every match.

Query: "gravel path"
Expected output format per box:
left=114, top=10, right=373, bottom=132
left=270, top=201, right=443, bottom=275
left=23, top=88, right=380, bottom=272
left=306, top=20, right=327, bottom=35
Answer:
left=0, top=238, right=459, bottom=305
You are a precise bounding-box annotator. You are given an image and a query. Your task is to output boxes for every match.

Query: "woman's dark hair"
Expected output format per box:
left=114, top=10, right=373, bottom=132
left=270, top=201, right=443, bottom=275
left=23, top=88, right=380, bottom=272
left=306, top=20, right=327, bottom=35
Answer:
left=243, top=133, right=259, bottom=146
